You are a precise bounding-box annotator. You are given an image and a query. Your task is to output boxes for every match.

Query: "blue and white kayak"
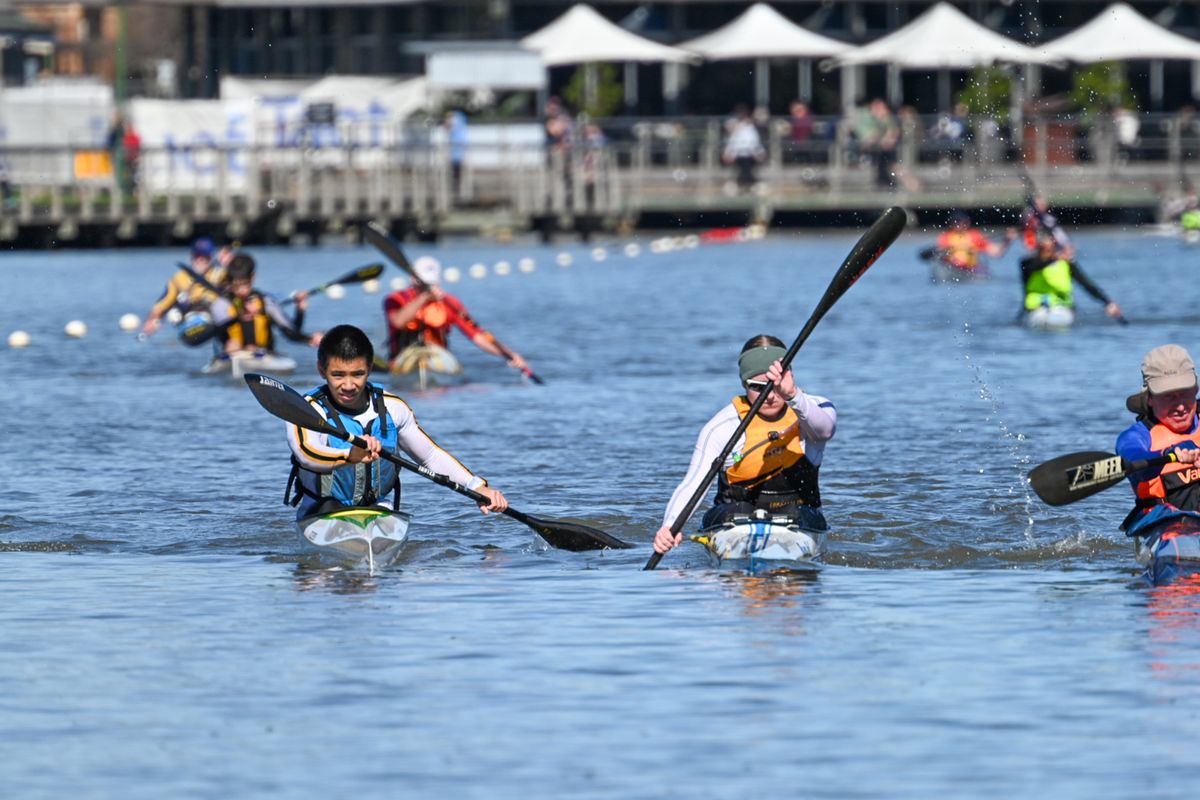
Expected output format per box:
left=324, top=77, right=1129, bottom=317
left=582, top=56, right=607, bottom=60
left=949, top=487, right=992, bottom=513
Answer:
left=297, top=505, right=412, bottom=572
left=1126, top=505, right=1200, bottom=584
left=691, top=510, right=826, bottom=570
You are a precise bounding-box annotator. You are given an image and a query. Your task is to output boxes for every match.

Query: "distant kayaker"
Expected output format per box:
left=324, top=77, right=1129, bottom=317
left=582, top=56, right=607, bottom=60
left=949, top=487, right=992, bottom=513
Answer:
left=209, top=253, right=320, bottom=355
left=140, top=237, right=229, bottom=338
left=1118, top=344, right=1200, bottom=515
left=1021, top=193, right=1074, bottom=258
left=931, top=211, right=1015, bottom=273
left=1019, top=231, right=1123, bottom=320
left=652, top=334, right=837, bottom=555
left=285, top=324, right=509, bottom=517
left=383, top=255, right=529, bottom=372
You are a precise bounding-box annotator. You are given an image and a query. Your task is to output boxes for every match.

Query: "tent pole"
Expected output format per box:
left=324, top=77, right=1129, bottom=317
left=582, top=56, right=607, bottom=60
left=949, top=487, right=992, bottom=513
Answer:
left=625, top=62, right=638, bottom=111
left=756, top=58, right=769, bottom=110
left=798, top=60, right=812, bottom=104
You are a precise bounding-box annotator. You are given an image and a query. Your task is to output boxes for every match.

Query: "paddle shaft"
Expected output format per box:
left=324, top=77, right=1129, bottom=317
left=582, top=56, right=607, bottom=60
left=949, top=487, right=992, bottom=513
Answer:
left=364, top=221, right=544, bottom=384
left=643, top=205, right=907, bottom=570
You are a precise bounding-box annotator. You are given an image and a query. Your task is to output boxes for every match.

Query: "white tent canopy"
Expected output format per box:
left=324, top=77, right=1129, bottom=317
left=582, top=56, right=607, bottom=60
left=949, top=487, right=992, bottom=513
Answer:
left=520, top=4, right=693, bottom=66
left=679, top=3, right=849, bottom=60
left=1038, top=2, right=1200, bottom=62
left=831, top=2, right=1058, bottom=68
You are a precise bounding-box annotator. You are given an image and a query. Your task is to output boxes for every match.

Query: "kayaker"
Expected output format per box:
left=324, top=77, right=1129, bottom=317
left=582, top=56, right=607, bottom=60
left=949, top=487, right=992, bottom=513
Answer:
left=209, top=253, right=320, bottom=354
left=652, top=334, right=837, bottom=555
left=383, top=256, right=529, bottom=371
left=1021, top=193, right=1074, bottom=258
left=932, top=211, right=1015, bottom=273
left=285, top=323, right=509, bottom=518
left=140, top=237, right=228, bottom=338
left=1019, top=231, right=1123, bottom=320
left=1117, top=344, right=1200, bottom=515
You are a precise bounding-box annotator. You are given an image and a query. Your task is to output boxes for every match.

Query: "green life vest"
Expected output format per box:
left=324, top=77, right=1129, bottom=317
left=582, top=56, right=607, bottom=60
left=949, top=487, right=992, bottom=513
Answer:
left=1024, top=258, right=1073, bottom=310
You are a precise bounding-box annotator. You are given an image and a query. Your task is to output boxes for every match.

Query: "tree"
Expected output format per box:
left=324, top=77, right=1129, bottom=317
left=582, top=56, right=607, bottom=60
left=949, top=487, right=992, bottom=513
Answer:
left=562, top=63, right=623, bottom=119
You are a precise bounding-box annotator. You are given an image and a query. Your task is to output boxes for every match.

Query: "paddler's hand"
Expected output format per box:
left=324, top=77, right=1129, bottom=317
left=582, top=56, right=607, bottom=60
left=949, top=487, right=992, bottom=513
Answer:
left=141, top=316, right=160, bottom=336
left=474, top=486, right=508, bottom=515
left=1104, top=302, right=1123, bottom=319
left=292, top=290, right=309, bottom=312
left=506, top=351, right=529, bottom=371
left=347, top=435, right=382, bottom=464
left=766, top=359, right=798, bottom=401
left=308, top=331, right=323, bottom=347
left=653, top=525, right=682, bottom=554
left=1173, top=444, right=1200, bottom=464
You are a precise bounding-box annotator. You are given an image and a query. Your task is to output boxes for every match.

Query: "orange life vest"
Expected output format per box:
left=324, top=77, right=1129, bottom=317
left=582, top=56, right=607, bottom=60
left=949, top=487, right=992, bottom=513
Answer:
left=1134, top=419, right=1200, bottom=508
left=715, top=396, right=821, bottom=509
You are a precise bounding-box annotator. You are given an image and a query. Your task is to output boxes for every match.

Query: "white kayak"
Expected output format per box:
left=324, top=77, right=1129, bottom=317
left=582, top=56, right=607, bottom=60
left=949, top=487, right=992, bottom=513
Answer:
left=389, top=343, right=463, bottom=390
left=204, top=350, right=299, bottom=380
left=1022, top=305, right=1075, bottom=331
left=691, top=512, right=826, bottom=570
left=297, top=505, right=412, bottom=572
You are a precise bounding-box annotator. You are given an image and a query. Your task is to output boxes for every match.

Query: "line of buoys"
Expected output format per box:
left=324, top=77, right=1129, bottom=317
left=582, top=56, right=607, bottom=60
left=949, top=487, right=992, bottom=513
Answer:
left=324, top=284, right=346, bottom=300
left=119, top=313, right=140, bottom=332
left=8, top=330, right=30, bottom=348
left=64, top=320, right=88, bottom=338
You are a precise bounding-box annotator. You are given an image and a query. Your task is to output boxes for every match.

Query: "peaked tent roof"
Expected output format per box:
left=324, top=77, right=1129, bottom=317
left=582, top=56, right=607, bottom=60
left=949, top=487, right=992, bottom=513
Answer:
left=679, top=3, right=849, bottom=60
left=1038, top=2, right=1200, bottom=62
left=831, top=2, right=1058, bottom=68
left=520, top=4, right=693, bottom=66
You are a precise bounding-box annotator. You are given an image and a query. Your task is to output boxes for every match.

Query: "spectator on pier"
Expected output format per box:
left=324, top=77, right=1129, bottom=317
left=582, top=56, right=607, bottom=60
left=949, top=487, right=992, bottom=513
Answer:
left=444, top=109, right=468, bottom=204
left=1113, top=105, right=1140, bottom=164
left=581, top=122, right=608, bottom=210
left=861, top=99, right=900, bottom=189
left=723, top=105, right=765, bottom=194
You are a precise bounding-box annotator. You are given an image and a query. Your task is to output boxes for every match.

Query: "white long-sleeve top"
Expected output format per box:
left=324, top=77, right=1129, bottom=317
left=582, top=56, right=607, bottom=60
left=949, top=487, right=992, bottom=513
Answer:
left=286, top=388, right=486, bottom=491
left=661, top=391, right=836, bottom=528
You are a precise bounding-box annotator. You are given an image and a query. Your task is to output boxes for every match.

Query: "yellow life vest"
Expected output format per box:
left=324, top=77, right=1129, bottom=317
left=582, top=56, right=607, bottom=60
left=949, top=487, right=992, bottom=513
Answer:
left=717, top=396, right=821, bottom=509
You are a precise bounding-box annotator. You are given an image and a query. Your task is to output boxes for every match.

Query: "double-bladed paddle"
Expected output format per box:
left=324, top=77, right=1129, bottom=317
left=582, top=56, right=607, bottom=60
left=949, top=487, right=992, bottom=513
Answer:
left=362, top=221, right=545, bottom=385
left=243, top=372, right=632, bottom=551
left=643, top=205, right=909, bottom=570
left=1027, top=450, right=1177, bottom=506
left=176, top=262, right=384, bottom=346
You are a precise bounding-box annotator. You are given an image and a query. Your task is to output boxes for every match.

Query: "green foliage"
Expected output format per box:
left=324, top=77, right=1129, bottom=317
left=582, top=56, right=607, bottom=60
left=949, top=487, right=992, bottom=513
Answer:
left=955, top=66, right=1012, bottom=124
left=562, top=63, right=623, bottom=119
left=1069, top=62, right=1138, bottom=116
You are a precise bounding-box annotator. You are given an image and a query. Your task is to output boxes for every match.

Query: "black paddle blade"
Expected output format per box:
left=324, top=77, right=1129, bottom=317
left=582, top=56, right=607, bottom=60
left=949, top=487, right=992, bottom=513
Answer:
left=1027, top=450, right=1128, bottom=506
left=243, top=373, right=342, bottom=438
left=363, top=221, right=419, bottom=282
left=522, top=514, right=634, bottom=551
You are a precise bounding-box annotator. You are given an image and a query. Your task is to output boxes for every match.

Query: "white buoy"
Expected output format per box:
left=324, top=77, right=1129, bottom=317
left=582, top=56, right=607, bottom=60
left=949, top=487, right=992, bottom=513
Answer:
left=683, top=235, right=700, bottom=249
left=555, top=252, right=573, bottom=267
left=8, top=330, right=30, bottom=348
left=494, top=260, right=512, bottom=276
left=361, top=278, right=381, bottom=294
left=390, top=276, right=407, bottom=292
left=518, top=257, right=536, bottom=273
left=64, top=320, right=88, bottom=338
left=591, top=247, right=607, bottom=262
left=118, top=313, right=140, bottom=332
left=325, top=284, right=346, bottom=300
left=443, top=266, right=462, bottom=283
left=469, top=263, right=488, bottom=279
left=624, top=243, right=641, bottom=258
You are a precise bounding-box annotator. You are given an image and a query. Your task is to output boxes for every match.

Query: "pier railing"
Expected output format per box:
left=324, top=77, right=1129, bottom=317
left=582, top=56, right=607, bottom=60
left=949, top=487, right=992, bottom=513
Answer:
left=0, top=110, right=1194, bottom=244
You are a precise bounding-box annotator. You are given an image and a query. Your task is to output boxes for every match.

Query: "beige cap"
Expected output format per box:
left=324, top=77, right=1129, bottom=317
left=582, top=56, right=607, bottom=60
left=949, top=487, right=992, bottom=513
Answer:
left=1142, top=344, right=1198, bottom=395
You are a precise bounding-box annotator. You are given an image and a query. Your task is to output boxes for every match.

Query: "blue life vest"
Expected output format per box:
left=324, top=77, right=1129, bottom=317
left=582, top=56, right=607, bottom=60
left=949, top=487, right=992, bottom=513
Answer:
left=287, top=383, right=401, bottom=516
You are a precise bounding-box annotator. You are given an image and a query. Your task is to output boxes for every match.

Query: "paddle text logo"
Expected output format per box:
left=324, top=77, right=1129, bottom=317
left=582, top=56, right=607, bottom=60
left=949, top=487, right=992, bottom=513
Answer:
left=1067, top=456, right=1124, bottom=490
left=258, top=376, right=286, bottom=392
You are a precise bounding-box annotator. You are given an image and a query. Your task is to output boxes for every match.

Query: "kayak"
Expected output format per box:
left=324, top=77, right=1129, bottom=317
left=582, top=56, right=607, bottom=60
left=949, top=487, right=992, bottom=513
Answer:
left=389, top=343, right=462, bottom=390
left=691, top=509, right=827, bottom=571
left=930, top=260, right=988, bottom=284
left=1022, top=305, right=1075, bottom=331
left=297, top=505, right=412, bottom=571
left=203, top=349, right=299, bottom=380
left=1127, top=505, right=1200, bottom=585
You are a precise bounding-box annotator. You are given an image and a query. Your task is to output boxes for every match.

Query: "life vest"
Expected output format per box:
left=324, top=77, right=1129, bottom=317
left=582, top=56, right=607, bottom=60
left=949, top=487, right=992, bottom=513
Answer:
left=715, top=395, right=821, bottom=510
left=1132, top=417, right=1200, bottom=511
left=223, top=290, right=274, bottom=351
left=1024, top=258, right=1073, bottom=310
left=937, top=231, right=980, bottom=270
left=392, top=298, right=453, bottom=349
left=286, top=384, right=401, bottom=512
left=1181, top=209, right=1200, bottom=231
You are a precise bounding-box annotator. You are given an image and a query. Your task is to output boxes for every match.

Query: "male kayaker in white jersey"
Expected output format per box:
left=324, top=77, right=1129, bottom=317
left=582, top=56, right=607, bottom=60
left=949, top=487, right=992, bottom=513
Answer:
left=285, top=324, right=509, bottom=519
left=652, top=334, right=837, bottom=555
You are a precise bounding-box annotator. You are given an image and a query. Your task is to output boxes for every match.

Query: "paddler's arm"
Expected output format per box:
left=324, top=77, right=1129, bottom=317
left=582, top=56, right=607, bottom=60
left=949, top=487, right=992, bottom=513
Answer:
left=1067, top=262, right=1122, bottom=318
left=654, top=408, right=739, bottom=554
left=287, top=408, right=378, bottom=471
left=386, top=393, right=509, bottom=514
left=767, top=360, right=837, bottom=443
left=385, top=288, right=435, bottom=330
left=264, top=294, right=320, bottom=346
left=142, top=273, right=186, bottom=335
left=1115, top=425, right=1199, bottom=481
left=470, top=331, right=530, bottom=370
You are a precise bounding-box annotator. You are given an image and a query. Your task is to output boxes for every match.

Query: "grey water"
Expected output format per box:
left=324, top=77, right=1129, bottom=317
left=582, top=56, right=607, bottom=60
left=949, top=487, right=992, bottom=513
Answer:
left=2, top=227, right=1199, bottom=798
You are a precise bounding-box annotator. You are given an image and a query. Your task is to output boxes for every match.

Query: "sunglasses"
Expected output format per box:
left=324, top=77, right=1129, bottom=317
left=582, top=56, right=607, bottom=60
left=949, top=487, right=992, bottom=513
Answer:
left=743, top=379, right=770, bottom=392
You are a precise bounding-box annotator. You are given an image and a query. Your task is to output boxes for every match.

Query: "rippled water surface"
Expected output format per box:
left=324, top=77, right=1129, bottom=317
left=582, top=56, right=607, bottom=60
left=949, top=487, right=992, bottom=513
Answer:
left=3, top=227, right=1200, bottom=797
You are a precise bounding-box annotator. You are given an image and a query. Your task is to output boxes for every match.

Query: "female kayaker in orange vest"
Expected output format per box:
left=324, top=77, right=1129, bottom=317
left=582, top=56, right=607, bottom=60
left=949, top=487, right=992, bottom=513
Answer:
left=933, top=211, right=1015, bottom=273
left=1118, top=344, right=1200, bottom=515
left=652, top=334, right=837, bottom=556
